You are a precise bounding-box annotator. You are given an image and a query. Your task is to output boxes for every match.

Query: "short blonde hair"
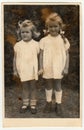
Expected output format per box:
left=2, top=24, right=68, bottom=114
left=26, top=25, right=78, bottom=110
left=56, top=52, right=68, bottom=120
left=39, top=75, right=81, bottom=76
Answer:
left=45, top=13, right=65, bottom=30
left=18, top=19, right=40, bottom=38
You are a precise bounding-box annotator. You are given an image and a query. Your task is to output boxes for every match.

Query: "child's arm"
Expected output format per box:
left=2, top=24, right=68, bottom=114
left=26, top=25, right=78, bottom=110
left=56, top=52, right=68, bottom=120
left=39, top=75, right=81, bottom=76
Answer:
left=38, top=49, right=44, bottom=75
left=63, top=50, right=69, bottom=75
left=13, top=53, right=18, bottom=77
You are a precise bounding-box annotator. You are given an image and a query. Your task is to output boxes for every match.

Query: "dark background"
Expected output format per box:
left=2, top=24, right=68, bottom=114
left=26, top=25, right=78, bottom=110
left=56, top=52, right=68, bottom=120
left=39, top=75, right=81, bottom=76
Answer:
left=4, top=4, right=80, bottom=118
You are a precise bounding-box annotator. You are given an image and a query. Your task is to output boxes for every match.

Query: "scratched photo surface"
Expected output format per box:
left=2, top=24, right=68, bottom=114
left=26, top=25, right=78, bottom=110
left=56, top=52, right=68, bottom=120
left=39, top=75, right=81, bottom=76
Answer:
left=4, top=4, right=80, bottom=118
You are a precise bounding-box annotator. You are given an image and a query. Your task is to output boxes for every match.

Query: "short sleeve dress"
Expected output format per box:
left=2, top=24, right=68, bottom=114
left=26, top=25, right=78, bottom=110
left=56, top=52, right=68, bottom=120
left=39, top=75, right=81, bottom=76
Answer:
left=14, top=39, right=39, bottom=81
left=40, top=34, right=70, bottom=79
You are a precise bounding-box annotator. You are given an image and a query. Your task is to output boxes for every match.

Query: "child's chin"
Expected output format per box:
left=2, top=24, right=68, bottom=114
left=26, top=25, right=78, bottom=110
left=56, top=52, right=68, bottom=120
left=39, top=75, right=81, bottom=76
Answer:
left=23, top=39, right=31, bottom=42
left=50, top=32, right=59, bottom=36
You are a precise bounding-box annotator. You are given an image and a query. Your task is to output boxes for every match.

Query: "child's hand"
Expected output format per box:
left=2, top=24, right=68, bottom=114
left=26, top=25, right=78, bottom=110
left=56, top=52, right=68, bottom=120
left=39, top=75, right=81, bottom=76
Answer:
left=13, top=71, right=19, bottom=78
left=13, top=71, right=20, bottom=82
left=38, top=69, right=44, bottom=75
left=62, top=68, right=68, bottom=75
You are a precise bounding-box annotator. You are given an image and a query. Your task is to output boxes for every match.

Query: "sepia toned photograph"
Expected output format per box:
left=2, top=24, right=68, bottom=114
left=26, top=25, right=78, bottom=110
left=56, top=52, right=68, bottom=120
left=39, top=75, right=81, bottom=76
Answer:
left=2, top=2, right=82, bottom=127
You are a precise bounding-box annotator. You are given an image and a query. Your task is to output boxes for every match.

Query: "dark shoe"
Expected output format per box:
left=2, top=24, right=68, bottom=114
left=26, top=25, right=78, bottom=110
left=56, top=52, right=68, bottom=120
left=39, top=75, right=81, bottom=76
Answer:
left=20, top=105, right=29, bottom=113
left=30, top=106, right=37, bottom=114
left=55, top=103, right=63, bottom=117
left=43, top=102, right=52, bottom=113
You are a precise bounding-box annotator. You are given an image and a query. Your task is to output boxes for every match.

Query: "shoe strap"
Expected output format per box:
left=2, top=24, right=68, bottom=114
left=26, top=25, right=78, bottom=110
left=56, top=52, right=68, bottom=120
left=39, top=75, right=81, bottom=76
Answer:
left=31, top=105, right=36, bottom=109
left=22, top=105, right=28, bottom=109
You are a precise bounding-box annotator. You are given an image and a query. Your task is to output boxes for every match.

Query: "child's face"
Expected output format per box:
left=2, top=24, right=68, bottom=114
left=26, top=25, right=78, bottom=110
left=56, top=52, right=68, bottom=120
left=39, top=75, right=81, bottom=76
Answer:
left=21, top=27, right=32, bottom=42
left=48, top=21, right=60, bottom=36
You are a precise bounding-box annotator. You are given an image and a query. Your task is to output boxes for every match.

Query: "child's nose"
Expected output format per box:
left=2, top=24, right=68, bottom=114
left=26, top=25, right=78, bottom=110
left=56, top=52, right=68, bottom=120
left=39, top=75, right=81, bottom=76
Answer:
left=24, top=32, right=27, bottom=35
left=51, top=27, right=56, bottom=31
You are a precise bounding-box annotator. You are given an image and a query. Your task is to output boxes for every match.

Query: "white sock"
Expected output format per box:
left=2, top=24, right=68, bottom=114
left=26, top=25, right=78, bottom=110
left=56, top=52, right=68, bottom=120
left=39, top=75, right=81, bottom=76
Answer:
left=30, top=100, right=37, bottom=106
left=55, top=90, right=62, bottom=104
left=45, top=89, right=53, bottom=102
left=23, top=98, right=29, bottom=106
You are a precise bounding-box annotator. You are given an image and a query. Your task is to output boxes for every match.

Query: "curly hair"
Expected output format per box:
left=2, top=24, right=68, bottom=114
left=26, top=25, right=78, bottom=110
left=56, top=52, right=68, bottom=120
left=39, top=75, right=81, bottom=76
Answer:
left=18, top=19, right=40, bottom=39
left=45, top=13, right=65, bottom=30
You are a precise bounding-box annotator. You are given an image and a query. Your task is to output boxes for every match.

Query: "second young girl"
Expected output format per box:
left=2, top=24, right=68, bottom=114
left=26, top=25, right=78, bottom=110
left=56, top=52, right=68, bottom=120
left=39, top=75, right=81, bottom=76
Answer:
left=39, top=13, right=70, bottom=116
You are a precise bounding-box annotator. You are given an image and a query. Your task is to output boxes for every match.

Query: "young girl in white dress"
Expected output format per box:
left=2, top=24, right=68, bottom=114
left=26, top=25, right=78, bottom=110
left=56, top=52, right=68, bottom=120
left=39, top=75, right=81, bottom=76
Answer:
left=13, top=20, right=40, bottom=114
left=39, top=13, right=70, bottom=116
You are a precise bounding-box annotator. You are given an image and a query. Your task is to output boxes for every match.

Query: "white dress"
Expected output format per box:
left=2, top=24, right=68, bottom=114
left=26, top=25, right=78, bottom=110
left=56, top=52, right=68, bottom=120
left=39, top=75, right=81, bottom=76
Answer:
left=40, top=34, right=70, bottom=79
left=14, top=39, right=39, bottom=81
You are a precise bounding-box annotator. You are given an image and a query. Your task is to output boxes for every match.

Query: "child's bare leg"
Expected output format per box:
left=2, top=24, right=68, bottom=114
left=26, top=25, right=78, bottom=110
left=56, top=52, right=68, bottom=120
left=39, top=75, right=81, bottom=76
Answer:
left=54, top=79, right=63, bottom=116
left=20, top=81, right=30, bottom=113
left=45, top=79, right=53, bottom=101
left=43, top=79, right=53, bottom=113
left=30, top=80, right=37, bottom=114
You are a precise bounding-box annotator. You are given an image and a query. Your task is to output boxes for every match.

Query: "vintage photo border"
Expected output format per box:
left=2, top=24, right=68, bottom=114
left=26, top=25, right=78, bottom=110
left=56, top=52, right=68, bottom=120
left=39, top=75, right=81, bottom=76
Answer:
left=1, top=2, right=82, bottom=127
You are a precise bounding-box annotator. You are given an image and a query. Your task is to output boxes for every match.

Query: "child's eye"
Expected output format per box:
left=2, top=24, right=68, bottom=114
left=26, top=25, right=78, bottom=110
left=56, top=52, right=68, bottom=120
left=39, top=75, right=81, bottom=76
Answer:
left=21, top=31, right=29, bottom=33
left=21, top=31, right=24, bottom=33
left=49, top=26, right=53, bottom=28
left=26, top=31, right=29, bottom=33
left=49, top=25, right=58, bottom=28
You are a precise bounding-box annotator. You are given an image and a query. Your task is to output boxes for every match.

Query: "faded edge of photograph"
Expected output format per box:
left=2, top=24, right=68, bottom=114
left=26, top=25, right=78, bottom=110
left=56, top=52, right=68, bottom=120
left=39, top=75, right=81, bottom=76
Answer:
left=2, top=2, right=82, bottom=127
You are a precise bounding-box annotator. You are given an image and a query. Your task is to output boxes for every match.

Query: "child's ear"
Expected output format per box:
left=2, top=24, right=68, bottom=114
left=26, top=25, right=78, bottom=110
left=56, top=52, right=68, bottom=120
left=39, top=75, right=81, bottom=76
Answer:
left=62, top=23, right=66, bottom=30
